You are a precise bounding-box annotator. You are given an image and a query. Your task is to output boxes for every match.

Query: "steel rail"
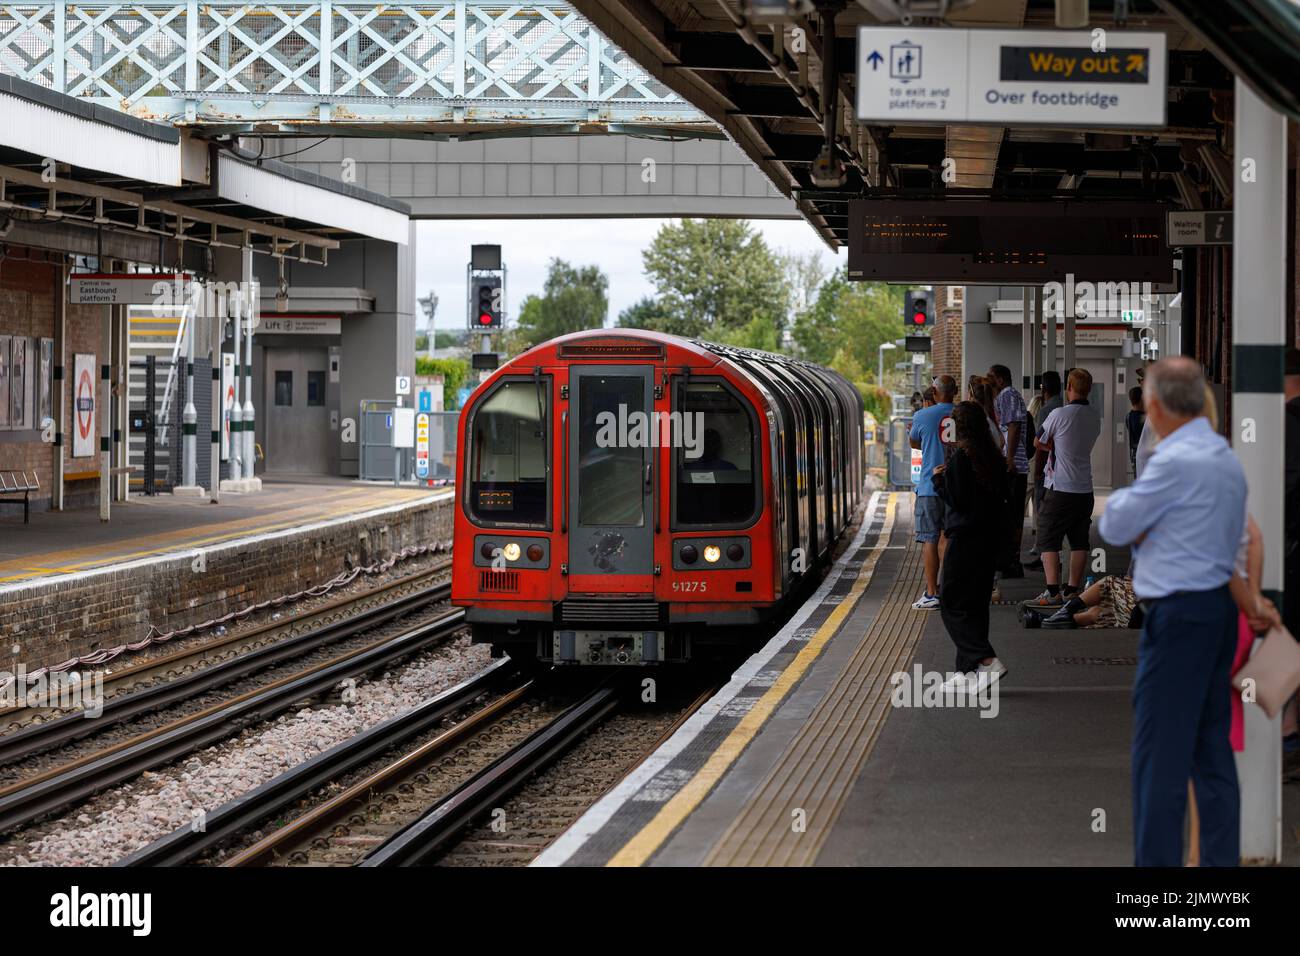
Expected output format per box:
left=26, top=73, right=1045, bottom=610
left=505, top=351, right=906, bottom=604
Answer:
left=118, top=658, right=524, bottom=867
left=0, top=608, right=466, bottom=834
left=0, top=581, right=450, bottom=766
left=360, top=682, right=620, bottom=867
left=0, top=558, right=450, bottom=723
left=220, top=670, right=537, bottom=867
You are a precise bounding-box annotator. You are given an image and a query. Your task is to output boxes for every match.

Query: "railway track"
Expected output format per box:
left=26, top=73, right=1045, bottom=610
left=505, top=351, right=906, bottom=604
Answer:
left=0, top=604, right=468, bottom=834
left=2, top=560, right=454, bottom=731
left=114, top=672, right=718, bottom=868
left=360, top=683, right=621, bottom=867
left=117, top=658, right=526, bottom=867
left=0, top=580, right=451, bottom=771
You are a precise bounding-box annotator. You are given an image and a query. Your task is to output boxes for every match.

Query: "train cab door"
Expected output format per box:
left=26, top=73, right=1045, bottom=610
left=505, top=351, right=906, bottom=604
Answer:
left=566, top=365, right=656, bottom=592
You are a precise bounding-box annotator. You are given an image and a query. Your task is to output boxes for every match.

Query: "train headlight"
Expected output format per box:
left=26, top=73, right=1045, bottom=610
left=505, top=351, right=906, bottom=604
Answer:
left=679, top=544, right=699, bottom=565
left=703, top=545, right=722, bottom=564
left=727, top=543, right=744, bottom=562
left=480, top=542, right=496, bottom=560
left=526, top=544, right=544, bottom=562
left=502, top=542, right=521, bottom=562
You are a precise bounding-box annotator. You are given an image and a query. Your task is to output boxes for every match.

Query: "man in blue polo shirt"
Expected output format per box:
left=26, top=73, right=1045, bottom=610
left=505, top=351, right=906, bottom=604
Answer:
left=910, top=375, right=956, bottom=609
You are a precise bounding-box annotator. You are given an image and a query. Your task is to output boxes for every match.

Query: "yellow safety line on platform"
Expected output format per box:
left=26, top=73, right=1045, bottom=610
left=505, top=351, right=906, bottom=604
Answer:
left=703, top=529, right=928, bottom=866
left=606, top=493, right=899, bottom=868
left=0, top=488, right=438, bottom=583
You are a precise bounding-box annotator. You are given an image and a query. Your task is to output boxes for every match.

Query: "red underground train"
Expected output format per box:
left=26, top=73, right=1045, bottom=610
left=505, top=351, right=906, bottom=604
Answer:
left=451, top=328, right=865, bottom=666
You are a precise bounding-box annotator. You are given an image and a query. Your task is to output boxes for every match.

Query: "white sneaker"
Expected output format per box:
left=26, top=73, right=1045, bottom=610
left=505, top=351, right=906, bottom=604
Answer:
left=912, top=593, right=940, bottom=610
left=975, top=658, right=1008, bottom=687
left=939, top=671, right=978, bottom=694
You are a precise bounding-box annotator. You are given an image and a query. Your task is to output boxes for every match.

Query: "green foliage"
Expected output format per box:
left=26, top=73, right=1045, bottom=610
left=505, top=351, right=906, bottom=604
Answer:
left=629, top=220, right=790, bottom=348
left=792, top=270, right=904, bottom=398
left=513, top=258, right=609, bottom=349
left=414, top=355, right=471, bottom=409
left=617, top=295, right=672, bottom=330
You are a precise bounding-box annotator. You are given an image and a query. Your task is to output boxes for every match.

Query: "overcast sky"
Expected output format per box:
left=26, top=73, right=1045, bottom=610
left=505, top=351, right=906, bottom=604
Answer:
left=415, top=218, right=844, bottom=332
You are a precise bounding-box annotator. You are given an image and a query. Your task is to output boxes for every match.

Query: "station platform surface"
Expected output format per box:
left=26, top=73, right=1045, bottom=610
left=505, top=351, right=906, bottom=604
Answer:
left=537, top=490, right=1300, bottom=867
left=0, top=477, right=447, bottom=586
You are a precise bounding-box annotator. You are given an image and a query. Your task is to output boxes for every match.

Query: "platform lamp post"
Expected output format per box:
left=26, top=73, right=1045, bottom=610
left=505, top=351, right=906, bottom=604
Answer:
left=878, top=341, right=897, bottom=396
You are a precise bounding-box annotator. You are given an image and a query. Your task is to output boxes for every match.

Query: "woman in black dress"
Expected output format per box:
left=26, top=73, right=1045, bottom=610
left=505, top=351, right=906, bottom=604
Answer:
left=932, top=401, right=1010, bottom=691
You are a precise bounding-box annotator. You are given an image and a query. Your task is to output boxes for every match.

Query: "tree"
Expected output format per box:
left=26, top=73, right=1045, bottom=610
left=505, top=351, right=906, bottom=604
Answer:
left=633, top=219, right=790, bottom=346
left=513, top=258, right=609, bottom=348
left=793, top=270, right=901, bottom=365
left=414, top=355, right=470, bottom=409
left=792, top=270, right=903, bottom=415
left=617, top=296, right=672, bottom=330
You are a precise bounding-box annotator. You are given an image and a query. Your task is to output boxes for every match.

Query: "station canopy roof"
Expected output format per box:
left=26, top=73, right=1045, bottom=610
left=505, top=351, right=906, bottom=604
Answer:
left=566, top=0, right=1300, bottom=248
left=0, top=75, right=411, bottom=270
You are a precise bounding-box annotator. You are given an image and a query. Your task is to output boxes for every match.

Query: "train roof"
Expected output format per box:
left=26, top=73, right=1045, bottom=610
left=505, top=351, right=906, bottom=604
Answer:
left=506, top=327, right=844, bottom=377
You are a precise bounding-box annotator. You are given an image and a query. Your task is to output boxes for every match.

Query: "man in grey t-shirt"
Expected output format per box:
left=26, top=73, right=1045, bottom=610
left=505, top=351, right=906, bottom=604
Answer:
left=1029, top=368, right=1101, bottom=605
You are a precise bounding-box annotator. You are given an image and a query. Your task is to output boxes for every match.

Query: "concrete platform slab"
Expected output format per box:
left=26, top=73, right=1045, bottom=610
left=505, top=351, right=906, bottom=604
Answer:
left=535, top=489, right=1300, bottom=867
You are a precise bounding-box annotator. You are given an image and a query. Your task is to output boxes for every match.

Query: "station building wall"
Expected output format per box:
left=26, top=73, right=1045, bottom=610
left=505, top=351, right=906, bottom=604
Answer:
left=0, top=251, right=105, bottom=512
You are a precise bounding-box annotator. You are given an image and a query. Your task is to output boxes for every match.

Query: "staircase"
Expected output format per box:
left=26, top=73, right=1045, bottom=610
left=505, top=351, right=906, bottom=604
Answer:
left=126, top=305, right=187, bottom=492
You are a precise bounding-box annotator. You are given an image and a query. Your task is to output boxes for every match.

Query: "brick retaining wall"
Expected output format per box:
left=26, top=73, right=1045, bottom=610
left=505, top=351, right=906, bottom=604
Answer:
left=0, top=492, right=454, bottom=670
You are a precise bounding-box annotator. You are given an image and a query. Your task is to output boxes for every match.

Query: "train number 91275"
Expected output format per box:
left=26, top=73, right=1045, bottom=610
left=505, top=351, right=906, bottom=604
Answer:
left=671, top=580, right=708, bottom=593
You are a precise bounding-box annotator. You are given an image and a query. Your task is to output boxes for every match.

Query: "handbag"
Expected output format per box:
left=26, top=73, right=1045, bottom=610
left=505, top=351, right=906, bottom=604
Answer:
left=1231, top=625, right=1300, bottom=720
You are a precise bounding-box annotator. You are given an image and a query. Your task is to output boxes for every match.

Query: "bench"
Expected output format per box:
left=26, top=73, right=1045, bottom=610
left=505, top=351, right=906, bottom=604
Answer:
left=0, top=471, right=39, bottom=524
left=63, top=466, right=135, bottom=482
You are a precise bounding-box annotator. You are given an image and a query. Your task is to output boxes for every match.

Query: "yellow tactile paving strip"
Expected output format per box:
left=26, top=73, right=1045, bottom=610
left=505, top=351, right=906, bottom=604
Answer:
left=702, top=510, right=928, bottom=866
left=0, top=487, right=439, bottom=584
left=606, top=494, right=900, bottom=867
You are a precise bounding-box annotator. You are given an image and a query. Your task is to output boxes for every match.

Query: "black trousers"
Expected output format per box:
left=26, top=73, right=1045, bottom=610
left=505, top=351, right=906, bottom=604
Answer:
left=1002, top=471, right=1029, bottom=569
left=940, top=529, right=998, bottom=672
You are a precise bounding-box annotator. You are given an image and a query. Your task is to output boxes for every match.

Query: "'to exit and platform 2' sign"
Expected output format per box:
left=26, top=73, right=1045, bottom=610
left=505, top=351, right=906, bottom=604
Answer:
left=856, top=28, right=1167, bottom=127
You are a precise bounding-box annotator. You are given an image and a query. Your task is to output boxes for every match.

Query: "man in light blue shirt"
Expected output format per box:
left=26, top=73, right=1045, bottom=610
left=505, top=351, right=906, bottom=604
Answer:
left=1099, top=356, right=1246, bottom=867
left=909, top=375, right=956, bottom=609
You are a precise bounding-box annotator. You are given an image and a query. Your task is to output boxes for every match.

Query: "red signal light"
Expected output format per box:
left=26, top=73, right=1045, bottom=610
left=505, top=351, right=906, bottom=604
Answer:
left=913, top=312, right=926, bottom=324
left=478, top=312, right=493, bottom=325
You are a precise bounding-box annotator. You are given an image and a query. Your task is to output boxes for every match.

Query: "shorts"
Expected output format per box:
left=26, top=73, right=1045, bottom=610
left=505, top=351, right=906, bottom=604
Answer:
left=1035, top=488, right=1094, bottom=552
left=915, top=494, right=945, bottom=544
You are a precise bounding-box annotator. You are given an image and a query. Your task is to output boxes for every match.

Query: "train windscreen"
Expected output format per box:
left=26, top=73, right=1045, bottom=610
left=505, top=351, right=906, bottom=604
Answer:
left=676, top=381, right=756, bottom=526
left=468, top=379, right=549, bottom=526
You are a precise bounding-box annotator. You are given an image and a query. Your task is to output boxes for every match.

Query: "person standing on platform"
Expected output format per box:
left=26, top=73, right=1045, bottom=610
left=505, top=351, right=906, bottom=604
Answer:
left=1098, top=357, right=1246, bottom=867
left=989, top=364, right=1029, bottom=579
left=933, top=401, right=1009, bottom=692
left=910, top=375, right=957, bottom=610
left=1026, top=370, right=1063, bottom=571
left=1126, top=386, right=1146, bottom=478
left=1026, top=368, right=1102, bottom=609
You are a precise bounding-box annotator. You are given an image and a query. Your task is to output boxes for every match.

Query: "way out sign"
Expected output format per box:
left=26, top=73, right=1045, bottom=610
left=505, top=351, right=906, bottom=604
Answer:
left=856, top=28, right=1167, bottom=127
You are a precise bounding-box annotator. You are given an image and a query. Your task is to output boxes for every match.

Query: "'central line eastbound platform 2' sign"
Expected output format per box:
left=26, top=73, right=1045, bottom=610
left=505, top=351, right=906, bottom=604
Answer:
left=856, top=28, right=1167, bottom=127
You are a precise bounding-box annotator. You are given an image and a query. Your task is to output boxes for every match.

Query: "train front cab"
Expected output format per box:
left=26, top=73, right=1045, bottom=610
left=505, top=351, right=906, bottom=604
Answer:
left=454, top=332, right=795, bottom=666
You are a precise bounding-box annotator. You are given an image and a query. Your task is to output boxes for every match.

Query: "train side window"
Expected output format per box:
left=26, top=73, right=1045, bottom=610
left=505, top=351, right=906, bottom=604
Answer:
left=675, top=380, right=757, bottom=527
left=467, top=378, right=549, bottom=527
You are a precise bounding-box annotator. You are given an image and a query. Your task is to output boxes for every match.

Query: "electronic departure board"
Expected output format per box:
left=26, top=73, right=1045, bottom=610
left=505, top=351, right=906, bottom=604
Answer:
left=846, top=200, right=1173, bottom=284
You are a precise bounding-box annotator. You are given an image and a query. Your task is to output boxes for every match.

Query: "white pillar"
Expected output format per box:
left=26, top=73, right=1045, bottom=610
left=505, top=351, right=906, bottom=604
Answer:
left=1063, top=286, right=1076, bottom=374
left=222, top=295, right=243, bottom=492
left=209, top=303, right=221, bottom=505
left=176, top=295, right=202, bottom=496
left=242, top=249, right=259, bottom=490
left=98, top=294, right=111, bottom=522
left=1231, top=75, right=1286, bottom=865
left=1021, top=287, right=1033, bottom=400
left=1041, top=283, right=1055, bottom=377
left=53, top=261, right=66, bottom=511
